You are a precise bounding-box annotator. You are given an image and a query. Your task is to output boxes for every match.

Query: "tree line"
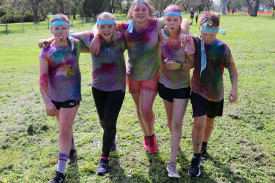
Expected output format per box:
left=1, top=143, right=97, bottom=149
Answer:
left=0, top=0, right=274, bottom=23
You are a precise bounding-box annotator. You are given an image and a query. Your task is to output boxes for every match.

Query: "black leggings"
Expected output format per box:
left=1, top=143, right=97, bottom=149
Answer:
left=92, top=87, right=125, bottom=158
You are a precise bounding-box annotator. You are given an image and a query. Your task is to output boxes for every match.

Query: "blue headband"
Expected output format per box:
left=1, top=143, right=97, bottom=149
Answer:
left=132, top=1, right=148, bottom=8
left=164, top=12, right=182, bottom=16
left=96, top=19, right=116, bottom=25
left=200, top=25, right=219, bottom=33
left=51, top=20, right=70, bottom=27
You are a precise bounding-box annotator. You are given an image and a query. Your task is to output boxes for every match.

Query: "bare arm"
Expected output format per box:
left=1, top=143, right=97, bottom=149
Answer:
left=39, top=57, right=57, bottom=116
left=228, top=65, right=238, bottom=103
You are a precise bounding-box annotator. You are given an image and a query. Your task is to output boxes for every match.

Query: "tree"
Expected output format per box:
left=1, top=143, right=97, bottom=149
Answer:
left=244, top=0, right=260, bottom=16
left=82, top=0, right=109, bottom=19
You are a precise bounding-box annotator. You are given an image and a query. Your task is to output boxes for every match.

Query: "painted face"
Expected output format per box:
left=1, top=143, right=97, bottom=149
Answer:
left=97, top=24, right=116, bottom=41
left=132, top=3, right=150, bottom=24
left=200, top=30, right=217, bottom=44
left=164, top=15, right=182, bottom=35
left=51, top=24, right=70, bottom=42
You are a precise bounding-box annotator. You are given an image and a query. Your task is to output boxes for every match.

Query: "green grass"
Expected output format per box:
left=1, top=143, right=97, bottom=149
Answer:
left=0, top=15, right=275, bottom=183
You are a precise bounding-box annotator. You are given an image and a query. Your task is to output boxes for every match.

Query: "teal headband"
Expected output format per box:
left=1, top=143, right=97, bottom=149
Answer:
left=200, top=25, right=219, bottom=33
left=51, top=20, right=70, bottom=27
left=96, top=19, right=116, bottom=25
left=132, top=1, right=148, bottom=8
left=164, top=12, right=182, bottom=16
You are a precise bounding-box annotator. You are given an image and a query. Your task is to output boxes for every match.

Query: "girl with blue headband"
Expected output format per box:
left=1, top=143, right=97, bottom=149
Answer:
left=188, top=11, right=238, bottom=177
left=67, top=12, right=126, bottom=176
left=158, top=5, right=195, bottom=178
left=90, top=0, right=190, bottom=155
left=39, top=14, right=89, bottom=183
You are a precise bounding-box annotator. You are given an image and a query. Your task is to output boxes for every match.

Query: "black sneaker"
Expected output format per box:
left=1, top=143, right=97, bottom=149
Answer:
left=111, top=135, right=117, bottom=151
left=188, top=156, right=202, bottom=177
left=97, top=159, right=110, bottom=176
left=48, top=171, right=66, bottom=183
left=201, top=146, right=207, bottom=161
left=68, top=149, right=77, bottom=164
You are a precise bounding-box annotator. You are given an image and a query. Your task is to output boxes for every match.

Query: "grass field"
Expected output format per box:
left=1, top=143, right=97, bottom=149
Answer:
left=0, top=14, right=274, bottom=183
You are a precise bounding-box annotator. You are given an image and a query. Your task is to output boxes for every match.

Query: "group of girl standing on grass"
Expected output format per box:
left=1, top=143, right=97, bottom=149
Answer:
left=39, top=0, right=238, bottom=182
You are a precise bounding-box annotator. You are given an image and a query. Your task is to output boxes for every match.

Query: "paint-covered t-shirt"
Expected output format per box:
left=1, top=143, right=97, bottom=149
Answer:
left=72, top=31, right=126, bottom=91
left=191, top=37, right=235, bottom=102
left=116, top=18, right=164, bottom=80
left=39, top=39, right=84, bottom=102
left=159, top=29, right=195, bottom=89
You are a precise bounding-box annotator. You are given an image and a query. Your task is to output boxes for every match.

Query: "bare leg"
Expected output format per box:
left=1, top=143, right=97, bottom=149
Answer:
left=203, top=117, right=215, bottom=142
left=192, top=115, right=207, bottom=153
left=163, top=100, right=173, bottom=134
left=131, top=92, right=147, bottom=135
left=58, top=105, right=78, bottom=154
left=170, top=99, right=188, bottom=162
left=139, top=89, right=157, bottom=136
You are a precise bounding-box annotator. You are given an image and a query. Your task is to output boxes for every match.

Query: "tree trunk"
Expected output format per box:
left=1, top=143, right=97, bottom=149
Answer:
left=245, top=0, right=259, bottom=16
left=251, top=0, right=260, bottom=16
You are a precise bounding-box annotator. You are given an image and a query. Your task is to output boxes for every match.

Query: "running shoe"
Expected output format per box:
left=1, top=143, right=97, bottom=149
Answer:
left=188, top=156, right=202, bottom=177
left=166, top=161, right=180, bottom=178
left=48, top=171, right=66, bottom=183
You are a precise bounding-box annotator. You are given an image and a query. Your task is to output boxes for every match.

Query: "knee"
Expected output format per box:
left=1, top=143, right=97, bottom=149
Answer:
left=193, top=120, right=205, bottom=131
left=172, top=120, right=182, bottom=130
left=59, top=125, right=72, bottom=137
left=140, top=105, right=153, bottom=117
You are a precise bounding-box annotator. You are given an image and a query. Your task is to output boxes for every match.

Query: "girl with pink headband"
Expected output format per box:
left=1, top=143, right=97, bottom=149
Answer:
left=158, top=5, right=195, bottom=178
left=39, top=14, right=89, bottom=183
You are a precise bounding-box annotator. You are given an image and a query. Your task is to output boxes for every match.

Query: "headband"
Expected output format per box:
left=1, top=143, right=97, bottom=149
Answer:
left=96, top=19, right=116, bottom=25
left=51, top=20, right=70, bottom=27
left=164, top=12, right=182, bottom=17
left=132, top=1, right=148, bottom=8
left=200, top=25, right=219, bottom=33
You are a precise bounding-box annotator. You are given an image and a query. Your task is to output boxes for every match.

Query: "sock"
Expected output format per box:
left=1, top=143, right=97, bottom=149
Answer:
left=193, top=153, right=201, bottom=158
left=202, top=141, right=208, bottom=149
left=71, top=137, right=76, bottom=150
left=100, top=157, right=109, bottom=161
left=147, top=134, right=155, bottom=139
left=57, top=152, right=69, bottom=175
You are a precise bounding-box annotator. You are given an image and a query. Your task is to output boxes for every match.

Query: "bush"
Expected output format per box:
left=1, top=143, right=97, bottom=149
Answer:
left=0, top=13, right=14, bottom=23
left=14, top=15, right=23, bottom=23
left=23, top=11, right=33, bottom=22
left=0, top=6, right=5, bottom=17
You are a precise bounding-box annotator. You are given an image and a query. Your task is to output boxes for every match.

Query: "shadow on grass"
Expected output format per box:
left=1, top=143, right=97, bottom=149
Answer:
left=66, top=161, right=80, bottom=183
left=109, top=150, right=150, bottom=183
left=207, top=154, right=250, bottom=183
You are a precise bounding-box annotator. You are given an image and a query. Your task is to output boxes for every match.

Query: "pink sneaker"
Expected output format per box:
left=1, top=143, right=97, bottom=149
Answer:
left=148, top=134, right=158, bottom=154
left=143, top=136, right=148, bottom=151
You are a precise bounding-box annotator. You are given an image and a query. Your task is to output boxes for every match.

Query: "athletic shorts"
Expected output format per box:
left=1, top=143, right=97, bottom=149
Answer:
left=51, top=100, right=80, bottom=110
left=158, top=82, right=191, bottom=102
left=190, top=92, right=223, bottom=118
left=126, top=72, right=159, bottom=93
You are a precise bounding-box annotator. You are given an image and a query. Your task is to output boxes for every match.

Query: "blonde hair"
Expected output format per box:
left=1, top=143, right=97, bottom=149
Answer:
left=126, top=0, right=156, bottom=19
left=97, top=12, right=115, bottom=20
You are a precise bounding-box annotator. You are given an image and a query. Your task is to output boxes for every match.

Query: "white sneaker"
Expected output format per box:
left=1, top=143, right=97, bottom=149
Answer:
left=166, top=161, right=180, bottom=178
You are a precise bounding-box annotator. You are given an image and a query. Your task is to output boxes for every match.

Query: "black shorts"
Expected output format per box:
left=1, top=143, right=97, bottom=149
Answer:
left=51, top=100, right=80, bottom=110
left=190, top=92, right=223, bottom=118
left=158, top=82, right=191, bottom=102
